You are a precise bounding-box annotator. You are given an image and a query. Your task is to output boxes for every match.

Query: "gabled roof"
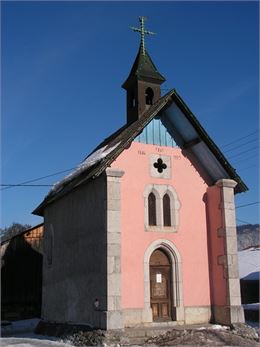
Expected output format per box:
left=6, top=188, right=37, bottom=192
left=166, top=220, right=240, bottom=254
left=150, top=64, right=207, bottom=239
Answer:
left=33, top=89, right=248, bottom=216
left=1, top=223, right=44, bottom=245
left=122, top=47, right=166, bottom=88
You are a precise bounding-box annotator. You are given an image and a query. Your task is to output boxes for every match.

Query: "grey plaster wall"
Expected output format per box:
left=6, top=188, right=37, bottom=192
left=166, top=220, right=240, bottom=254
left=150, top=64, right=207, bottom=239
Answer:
left=42, top=175, right=107, bottom=327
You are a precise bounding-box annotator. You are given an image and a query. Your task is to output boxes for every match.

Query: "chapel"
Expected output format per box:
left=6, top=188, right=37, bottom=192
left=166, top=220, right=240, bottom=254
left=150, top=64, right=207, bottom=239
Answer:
left=33, top=17, right=247, bottom=330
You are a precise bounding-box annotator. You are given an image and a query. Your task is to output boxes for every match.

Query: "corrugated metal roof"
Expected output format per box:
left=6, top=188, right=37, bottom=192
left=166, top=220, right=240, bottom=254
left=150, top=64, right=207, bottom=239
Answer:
left=33, top=89, right=247, bottom=216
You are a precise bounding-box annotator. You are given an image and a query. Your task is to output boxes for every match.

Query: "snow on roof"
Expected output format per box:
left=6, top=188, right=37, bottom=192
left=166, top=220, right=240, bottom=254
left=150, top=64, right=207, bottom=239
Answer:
left=238, top=247, right=260, bottom=280
left=49, top=142, right=121, bottom=196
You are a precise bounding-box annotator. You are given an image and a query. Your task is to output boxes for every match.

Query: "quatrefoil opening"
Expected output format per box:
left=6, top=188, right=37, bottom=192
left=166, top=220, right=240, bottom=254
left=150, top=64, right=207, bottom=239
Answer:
left=153, top=158, right=167, bottom=173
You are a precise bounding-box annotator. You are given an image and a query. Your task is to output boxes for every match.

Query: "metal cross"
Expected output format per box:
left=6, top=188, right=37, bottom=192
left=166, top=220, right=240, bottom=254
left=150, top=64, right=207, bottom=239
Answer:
left=130, top=16, right=156, bottom=56
left=153, top=158, right=167, bottom=173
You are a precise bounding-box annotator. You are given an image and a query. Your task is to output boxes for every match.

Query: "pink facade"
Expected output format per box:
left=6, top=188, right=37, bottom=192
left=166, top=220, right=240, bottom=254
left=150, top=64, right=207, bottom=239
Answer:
left=111, top=141, right=214, bottom=310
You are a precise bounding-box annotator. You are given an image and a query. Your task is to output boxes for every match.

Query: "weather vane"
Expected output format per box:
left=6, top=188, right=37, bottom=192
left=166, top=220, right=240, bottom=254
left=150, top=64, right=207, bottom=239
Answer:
left=130, top=16, right=156, bottom=56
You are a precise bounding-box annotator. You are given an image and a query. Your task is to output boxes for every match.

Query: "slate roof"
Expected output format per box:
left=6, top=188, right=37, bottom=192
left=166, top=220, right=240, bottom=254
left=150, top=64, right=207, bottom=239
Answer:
left=33, top=89, right=248, bottom=216
left=122, top=47, right=166, bottom=88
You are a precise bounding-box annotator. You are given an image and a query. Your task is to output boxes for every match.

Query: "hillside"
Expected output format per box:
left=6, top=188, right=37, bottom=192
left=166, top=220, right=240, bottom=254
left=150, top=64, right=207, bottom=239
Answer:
left=237, top=224, right=259, bottom=251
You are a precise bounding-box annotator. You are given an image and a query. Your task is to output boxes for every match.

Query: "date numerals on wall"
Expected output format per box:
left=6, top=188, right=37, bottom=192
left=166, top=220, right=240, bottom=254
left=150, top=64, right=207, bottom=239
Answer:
left=155, top=147, right=164, bottom=153
left=138, top=150, right=146, bottom=155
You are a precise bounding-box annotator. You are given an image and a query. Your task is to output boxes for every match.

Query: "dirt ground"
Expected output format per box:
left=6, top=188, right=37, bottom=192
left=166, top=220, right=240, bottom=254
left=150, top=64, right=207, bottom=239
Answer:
left=145, top=325, right=260, bottom=346
left=1, top=322, right=259, bottom=347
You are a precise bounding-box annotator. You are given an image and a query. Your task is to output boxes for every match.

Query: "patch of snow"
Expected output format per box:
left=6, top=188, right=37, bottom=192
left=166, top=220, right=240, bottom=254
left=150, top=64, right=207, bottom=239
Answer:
left=1, top=318, right=40, bottom=335
left=196, top=324, right=228, bottom=330
left=238, top=247, right=260, bottom=279
left=50, top=142, right=120, bottom=195
left=211, top=324, right=229, bottom=330
left=243, top=303, right=260, bottom=311
left=0, top=337, right=73, bottom=346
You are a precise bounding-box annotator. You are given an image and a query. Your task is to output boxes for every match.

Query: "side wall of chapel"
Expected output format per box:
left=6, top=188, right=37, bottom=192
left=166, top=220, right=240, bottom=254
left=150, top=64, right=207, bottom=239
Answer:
left=42, top=175, right=108, bottom=328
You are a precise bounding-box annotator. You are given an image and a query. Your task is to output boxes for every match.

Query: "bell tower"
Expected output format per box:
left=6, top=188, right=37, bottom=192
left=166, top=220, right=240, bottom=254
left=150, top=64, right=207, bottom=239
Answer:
left=122, top=17, right=166, bottom=125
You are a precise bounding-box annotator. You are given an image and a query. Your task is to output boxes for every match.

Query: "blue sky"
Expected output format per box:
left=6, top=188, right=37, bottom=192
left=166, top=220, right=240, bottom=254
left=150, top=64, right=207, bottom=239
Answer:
left=1, top=1, right=259, bottom=228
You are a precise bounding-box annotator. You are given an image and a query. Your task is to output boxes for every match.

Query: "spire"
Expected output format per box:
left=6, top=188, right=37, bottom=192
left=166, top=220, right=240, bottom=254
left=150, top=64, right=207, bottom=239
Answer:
left=122, top=46, right=166, bottom=88
left=122, top=17, right=166, bottom=124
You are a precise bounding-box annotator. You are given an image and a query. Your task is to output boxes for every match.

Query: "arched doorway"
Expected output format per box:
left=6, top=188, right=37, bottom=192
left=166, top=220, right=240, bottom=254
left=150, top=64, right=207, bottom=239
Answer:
left=149, top=248, right=173, bottom=321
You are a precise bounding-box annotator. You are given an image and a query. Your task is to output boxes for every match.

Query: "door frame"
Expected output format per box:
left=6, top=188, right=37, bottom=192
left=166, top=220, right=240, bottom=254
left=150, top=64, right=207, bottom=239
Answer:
left=144, top=239, right=184, bottom=322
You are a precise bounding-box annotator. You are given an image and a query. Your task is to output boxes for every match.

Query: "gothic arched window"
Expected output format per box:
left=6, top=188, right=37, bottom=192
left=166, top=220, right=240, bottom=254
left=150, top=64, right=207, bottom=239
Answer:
left=145, top=87, right=154, bottom=105
left=148, top=192, right=157, bottom=226
left=163, top=193, right=171, bottom=226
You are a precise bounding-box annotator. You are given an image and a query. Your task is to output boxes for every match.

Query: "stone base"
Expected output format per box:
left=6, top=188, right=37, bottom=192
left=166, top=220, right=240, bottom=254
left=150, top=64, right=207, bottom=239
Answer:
left=212, top=305, right=245, bottom=325
left=184, top=306, right=211, bottom=325
left=100, top=310, right=124, bottom=330
left=123, top=308, right=153, bottom=327
left=123, top=306, right=211, bottom=327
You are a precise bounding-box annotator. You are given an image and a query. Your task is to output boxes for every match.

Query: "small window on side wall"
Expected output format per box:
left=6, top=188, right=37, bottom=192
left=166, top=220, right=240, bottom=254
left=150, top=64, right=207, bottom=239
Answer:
left=46, top=225, right=54, bottom=266
left=148, top=192, right=157, bottom=226
left=163, top=193, right=171, bottom=226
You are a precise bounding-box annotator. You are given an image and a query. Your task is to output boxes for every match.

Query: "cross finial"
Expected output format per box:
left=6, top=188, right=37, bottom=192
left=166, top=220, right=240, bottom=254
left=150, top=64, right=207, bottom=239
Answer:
left=130, top=16, right=156, bottom=56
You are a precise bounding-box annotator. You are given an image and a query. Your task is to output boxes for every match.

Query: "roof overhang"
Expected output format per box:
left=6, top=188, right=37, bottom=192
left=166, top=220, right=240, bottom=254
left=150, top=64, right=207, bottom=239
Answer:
left=33, top=89, right=247, bottom=216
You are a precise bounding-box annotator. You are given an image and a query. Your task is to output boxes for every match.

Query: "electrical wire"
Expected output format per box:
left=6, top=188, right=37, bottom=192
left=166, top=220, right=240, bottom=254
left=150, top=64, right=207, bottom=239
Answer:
left=228, top=146, right=258, bottom=160
left=239, top=164, right=259, bottom=171
left=222, top=130, right=259, bottom=148
left=224, top=138, right=258, bottom=153
left=236, top=202, right=260, bottom=209
left=0, top=167, right=76, bottom=191
left=1, top=184, right=53, bottom=187
left=231, top=153, right=259, bottom=164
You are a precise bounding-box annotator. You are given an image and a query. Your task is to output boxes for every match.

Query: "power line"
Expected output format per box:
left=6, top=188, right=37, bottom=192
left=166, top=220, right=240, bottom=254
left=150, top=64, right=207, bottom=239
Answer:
left=239, top=164, right=259, bottom=171
left=222, top=130, right=259, bottom=148
left=228, top=146, right=258, bottom=160
left=224, top=138, right=258, bottom=153
left=236, top=202, right=260, bottom=209
left=1, top=184, right=53, bottom=187
left=0, top=167, right=76, bottom=191
left=231, top=153, right=259, bottom=164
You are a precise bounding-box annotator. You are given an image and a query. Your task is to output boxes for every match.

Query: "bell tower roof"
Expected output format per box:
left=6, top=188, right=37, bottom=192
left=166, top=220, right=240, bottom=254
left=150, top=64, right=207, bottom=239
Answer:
left=122, top=46, right=166, bottom=89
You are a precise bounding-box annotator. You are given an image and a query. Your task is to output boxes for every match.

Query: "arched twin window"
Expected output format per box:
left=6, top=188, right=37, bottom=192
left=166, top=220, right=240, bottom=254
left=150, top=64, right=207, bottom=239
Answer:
left=148, top=192, right=172, bottom=227
left=145, top=185, right=180, bottom=232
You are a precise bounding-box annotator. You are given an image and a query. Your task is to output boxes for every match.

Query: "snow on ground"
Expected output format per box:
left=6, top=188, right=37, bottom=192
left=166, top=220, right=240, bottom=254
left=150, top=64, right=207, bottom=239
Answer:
left=0, top=337, right=73, bottom=347
left=1, top=319, right=72, bottom=347
left=238, top=247, right=260, bottom=279
left=196, top=324, right=229, bottom=330
left=1, top=318, right=40, bottom=335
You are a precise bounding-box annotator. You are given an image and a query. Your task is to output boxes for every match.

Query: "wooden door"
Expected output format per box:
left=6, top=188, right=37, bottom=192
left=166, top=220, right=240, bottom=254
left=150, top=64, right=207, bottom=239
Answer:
left=150, top=249, right=172, bottom=321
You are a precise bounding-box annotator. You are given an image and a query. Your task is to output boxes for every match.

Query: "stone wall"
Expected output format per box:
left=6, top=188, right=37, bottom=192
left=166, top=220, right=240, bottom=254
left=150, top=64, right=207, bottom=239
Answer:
left=42, top=175, right=107, bottom=328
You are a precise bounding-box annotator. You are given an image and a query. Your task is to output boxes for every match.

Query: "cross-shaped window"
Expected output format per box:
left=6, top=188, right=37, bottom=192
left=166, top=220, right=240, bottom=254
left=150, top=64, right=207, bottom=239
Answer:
left=153, top=158, right=167, bottom=173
